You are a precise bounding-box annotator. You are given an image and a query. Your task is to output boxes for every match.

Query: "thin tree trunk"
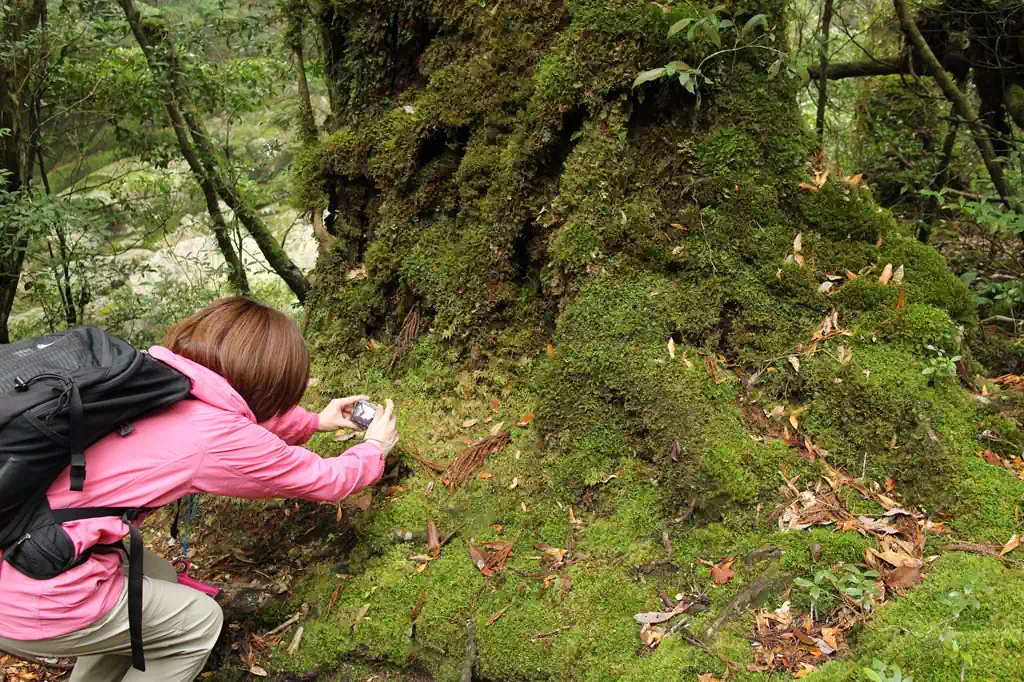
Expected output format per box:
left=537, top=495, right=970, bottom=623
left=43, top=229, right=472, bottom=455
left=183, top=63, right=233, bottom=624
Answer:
left=115, top=0, right=251, bottom=296
left=815, top=0, right=834, bottom=142
left=286, top=0, right=318, bottom=145
left=932, top=73, right=970, bottom=194
left=117, top=0, right=309, bottom=301
left=893, top=0, right=1014, bottom=211
left=0, top=0, right=46, bottom=342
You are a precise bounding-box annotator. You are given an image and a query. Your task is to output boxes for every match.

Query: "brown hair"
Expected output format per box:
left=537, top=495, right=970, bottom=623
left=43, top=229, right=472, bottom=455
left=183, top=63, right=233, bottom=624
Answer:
left=162, top=297, right=310, bottom=422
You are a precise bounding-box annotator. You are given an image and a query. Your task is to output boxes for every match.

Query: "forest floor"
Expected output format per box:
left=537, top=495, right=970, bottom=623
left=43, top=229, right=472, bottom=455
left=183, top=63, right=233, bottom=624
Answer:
left=5, top=233, right=1024, bottom=682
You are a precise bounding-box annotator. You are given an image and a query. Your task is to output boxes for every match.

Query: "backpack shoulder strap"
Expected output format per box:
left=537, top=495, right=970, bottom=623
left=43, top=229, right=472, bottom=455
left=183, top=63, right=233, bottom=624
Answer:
left=51, top=507, right=151, bottom=671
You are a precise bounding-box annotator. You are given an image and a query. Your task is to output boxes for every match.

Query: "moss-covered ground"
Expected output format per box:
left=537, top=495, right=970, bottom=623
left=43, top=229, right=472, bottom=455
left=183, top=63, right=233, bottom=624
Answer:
left=194, top=0, right=1024, bottom=679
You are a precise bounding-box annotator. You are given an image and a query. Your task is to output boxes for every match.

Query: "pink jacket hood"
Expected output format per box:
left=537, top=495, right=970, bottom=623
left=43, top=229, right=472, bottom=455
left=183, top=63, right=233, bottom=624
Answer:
left=149, top=345, right=255, bottom=420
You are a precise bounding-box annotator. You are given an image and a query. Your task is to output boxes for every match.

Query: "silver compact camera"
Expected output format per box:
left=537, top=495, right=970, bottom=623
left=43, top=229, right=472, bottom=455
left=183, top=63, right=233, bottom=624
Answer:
left=350, top=400, right=377, bottom=429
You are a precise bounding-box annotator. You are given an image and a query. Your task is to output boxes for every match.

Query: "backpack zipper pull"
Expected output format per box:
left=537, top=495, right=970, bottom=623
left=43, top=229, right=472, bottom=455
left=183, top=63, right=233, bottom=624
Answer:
left=14, top=377, right=28, bottom=392
left=119, top=424, right=135, bottom=437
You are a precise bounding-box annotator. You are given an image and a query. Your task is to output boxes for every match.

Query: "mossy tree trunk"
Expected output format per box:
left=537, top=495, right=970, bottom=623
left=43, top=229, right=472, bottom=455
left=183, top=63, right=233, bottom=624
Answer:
left=303, top=0, right=978, bottom=510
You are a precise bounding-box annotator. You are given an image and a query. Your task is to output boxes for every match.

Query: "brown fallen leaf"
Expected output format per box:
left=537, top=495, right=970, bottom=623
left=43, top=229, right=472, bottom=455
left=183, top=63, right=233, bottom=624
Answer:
left=793, top=232, right=803, bottom=253
left=977, top=449, right=1003, bottom=467
left=670, top=439, right=681, bottom=462
left=846, top=173, right=863, bottom=185
left=249, top=665, right=269, bottom=677
left=667, top=337, right=676, bottom=359
left=846, top=270, right=858, bottom=280
left=1000, top=534, right=1020, bottom=557
left=794, top=663, right=817, bottom=678
left=820, top=627, right=839, bottom=650
left=410, top=592, right=427, bottom=622
left=789, top=404, right=809, bottom=430
left=463, top=418, right=479, bottom=428
left=887, top=564, right=923, bottom=589
left=896, top=287, right=905, bottom=310
left=892, top=264, right=904, bottom=284
left=426, top=520, right=440, bottom=558
left=546, top=343, right=554, bottom=359
left=517, top=413, right=535, bottom=427
left=479, top=472, right=493, bottom=480
left=799, top=181, right=819, bottom=192
left=879, top=263, right=893, bottom=286
left=509, top=476, right=519, bottom=490
left=788, top=355, right=801, bottom=373
left=487, top=605, right=511, bottom=626
left=350, top=490, right=373, bottom=512
left=876, top=235, right=884, bottom=248
left=697, top=674, right=722, bottom=682
left=490, top=398, right=501, bottom=412
left=536, top=543, right=567, bottom=564
left=489, top=421, right=505, bottom=436
left=468, top=543, right=491, bottom=575
left=670, top=223, right=688, bottom=230
left=711, top=558, right=736, bottom=585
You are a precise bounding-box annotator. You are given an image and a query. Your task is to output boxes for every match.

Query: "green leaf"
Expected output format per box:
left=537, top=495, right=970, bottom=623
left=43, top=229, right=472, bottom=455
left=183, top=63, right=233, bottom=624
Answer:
left=794, top=578, right=813, bottom=587
left=718, top=19, right=734, bottom=28
left=668, top=18, right=694, bottom=36
left=665, top=60, right=690, bottom=76
left=700, top=21, right=722, bottom=47
left=742, top=13, right=768, bottom=37
left=862, top=669, right=884, bottom=682
left=767, top=58, right=782, bottom=79
left=796, top=65, right=811, bottom=83
left=633, top=67, right=666, bottom=88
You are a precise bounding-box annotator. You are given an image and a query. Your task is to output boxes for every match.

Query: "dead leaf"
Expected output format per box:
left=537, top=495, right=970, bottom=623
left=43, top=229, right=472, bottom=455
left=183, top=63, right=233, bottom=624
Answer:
left=896, top=287, right=905, bottom=310
left=468, top=544, right=489, bottom=574
left=799, top=182, right=819, bottom=192
left=517, top=413, right=535, bottom=427
left=813, top=169, right=829, bottom=187
left=846, top=270, right=857, bottom=280
left=794, top=253, right=806, bottom=267
left=670, top=439, right=681, bottom=462
left=793, top=232, right=803, bottom=253
left=633, top=606, right=687, bottom=624
left=846, top=173, right=863, bottom=185
left=335, top=431, right=356, bottom=442
left=837, top=345, right=852, bottom=366
left=794, top=663, right=817, bottom=678
left=876, top=235, right=884, bottom=248
left=536, top=543, right=567, bottom=564
left=249, top=665, right=269, bottom=677
left=463, top=418, right=479, bottom=428
left=487, top=605, right=511, bottom=625
left=427, top=520, right=440, bottom=558
left=1000, top=534, right=1020, bottom=557
left=892, top=264, right=904, bottom=284
left=789, top=405, right=809, bottom=430
left=546, top=343, right=554, bottom=359
left=479, top=472, right=493, bottom=480
left=509, top=476, right=519, bottom=490
left=490, top=399, right=501, bottom=411
left=490, top=421, right=505, bottom=436
left=670, top=223, right=688, bottom=231
left=887, top=564, right=923, bottom=589
left=879, top=263, right=893, bottom=286
left=416, top=563, right=427, bottom=573
left=788, top=355, right=801, bottom=373
left=346, top=266, right=367, bottom=281
left=350, top=491, right=372, bottom=512
left=667, top=337, right=676, bottom=359
left=820, top=627, right=839, bottom=650
left=977, top=450, right=1003, bottom=467
left=697, top=674, right=722, bottom=682
left=711, top=558, right=736, bottom=585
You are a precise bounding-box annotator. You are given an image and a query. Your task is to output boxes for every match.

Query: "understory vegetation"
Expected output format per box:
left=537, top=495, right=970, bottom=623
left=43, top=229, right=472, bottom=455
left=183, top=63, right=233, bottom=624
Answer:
left=4, top=0, right=1024, bottom=681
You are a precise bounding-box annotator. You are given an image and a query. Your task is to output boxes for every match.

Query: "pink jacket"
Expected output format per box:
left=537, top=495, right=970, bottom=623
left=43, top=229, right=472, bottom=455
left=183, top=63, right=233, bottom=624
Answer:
left=0, top=346, right=384, bottom=641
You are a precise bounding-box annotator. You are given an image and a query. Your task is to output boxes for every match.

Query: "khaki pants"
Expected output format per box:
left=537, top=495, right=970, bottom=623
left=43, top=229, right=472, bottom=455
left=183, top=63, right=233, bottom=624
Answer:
left=0, top=549, right=223, bottom=682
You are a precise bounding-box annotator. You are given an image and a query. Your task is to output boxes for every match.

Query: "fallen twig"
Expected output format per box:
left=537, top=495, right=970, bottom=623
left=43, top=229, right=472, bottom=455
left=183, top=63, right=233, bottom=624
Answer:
left=287, top=626, right=304, bottom=655
left=265, top=612, right=301, bottom=637
left=531, top=625, right=571, bottom=641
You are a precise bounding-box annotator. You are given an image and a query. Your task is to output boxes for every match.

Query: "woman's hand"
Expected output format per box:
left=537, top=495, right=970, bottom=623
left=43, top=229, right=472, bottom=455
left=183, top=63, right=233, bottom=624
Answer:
left=364, top=399, right=399, bottom=456
left=317, top=395, right=370, bottom=432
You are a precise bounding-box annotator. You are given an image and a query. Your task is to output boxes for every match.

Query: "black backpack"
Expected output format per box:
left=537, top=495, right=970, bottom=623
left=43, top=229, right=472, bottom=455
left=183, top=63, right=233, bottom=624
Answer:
left=0, top=326, right=191, bottom=671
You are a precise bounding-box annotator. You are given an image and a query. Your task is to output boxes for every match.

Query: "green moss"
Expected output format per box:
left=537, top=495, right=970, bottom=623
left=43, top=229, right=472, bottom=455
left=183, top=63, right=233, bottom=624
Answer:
left=813, top=553, right=1024, bottom=682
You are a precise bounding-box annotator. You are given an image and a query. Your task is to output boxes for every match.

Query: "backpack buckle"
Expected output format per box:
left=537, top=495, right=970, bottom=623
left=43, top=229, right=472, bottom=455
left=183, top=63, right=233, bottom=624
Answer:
left=14, top=377, right=28, bottom=392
